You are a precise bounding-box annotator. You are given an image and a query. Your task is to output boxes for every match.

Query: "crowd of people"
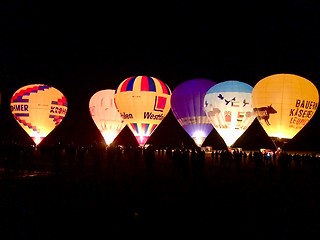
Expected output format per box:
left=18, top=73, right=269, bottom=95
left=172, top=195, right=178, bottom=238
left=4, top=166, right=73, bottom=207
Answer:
left=1, top=139, right=320, bottom=238
left=0, top=138, right=320, bottom=180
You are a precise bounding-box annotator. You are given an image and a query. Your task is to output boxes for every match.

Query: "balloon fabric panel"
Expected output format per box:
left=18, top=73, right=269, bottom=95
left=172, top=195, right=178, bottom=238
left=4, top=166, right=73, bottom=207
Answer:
left=252, top=73, right=319, bottom=141
left=204, top=80, right=256, bottom=148
left=89, top=89, right=126, bottom=145
left=10, top=84, right=68, bottom=145
left=171, top=78, right=216, bottom=147
left=114, top=76, right=172, bottom=146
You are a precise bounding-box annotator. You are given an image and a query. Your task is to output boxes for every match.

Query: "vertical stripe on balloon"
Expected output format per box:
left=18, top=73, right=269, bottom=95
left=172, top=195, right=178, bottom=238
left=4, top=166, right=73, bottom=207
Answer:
left=119, top=78, right=130, bottom=92
left=130, top=123, right=139, bottom=135
left=120, top=77, right=135, bottom=92
left=149, top=124, right=157, bottom=134
left=157, top=78, right=171, bottom=95
left=141, top=123, right=148, bottom=134
left=141, top=76, right=156, bottom=92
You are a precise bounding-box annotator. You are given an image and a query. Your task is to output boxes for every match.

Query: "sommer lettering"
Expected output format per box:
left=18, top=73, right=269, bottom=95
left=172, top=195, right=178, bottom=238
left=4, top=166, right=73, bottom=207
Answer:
left=11, top=104, right=29, bottom=112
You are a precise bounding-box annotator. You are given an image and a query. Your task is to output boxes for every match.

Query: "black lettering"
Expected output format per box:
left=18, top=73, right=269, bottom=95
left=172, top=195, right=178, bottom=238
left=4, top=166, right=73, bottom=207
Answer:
left=120, top=112, right=133, bottom=119
left=144, top=112, right=164, bottom=120
left=11, top=104, right=29, bottom=112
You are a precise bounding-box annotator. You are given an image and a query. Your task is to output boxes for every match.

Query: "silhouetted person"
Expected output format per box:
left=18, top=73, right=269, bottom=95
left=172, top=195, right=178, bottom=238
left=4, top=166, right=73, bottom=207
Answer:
left=172, top=148, right=182, bottom=177
left=66, top=141, right=77, bottom=172
left=144, top=145, right=155, bottom=178
left=53, top=141, right=63, bottom=176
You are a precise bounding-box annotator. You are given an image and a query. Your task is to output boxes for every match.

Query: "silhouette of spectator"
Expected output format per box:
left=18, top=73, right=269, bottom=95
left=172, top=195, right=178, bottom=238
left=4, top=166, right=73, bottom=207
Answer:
left=253, top=151, right=263, bottom=177
left=191, top=147, right=205, bottom=183
left=172, top=148, right=182, bottom=177
left=144, top=145, right=155, bottom=178
left=66, top=141, right=77, bottom=172
left=77, top=145, right=86, bottom=172
left=53, top=141, right=63, bottom=175
left=181, top=148, right=190, bottom=179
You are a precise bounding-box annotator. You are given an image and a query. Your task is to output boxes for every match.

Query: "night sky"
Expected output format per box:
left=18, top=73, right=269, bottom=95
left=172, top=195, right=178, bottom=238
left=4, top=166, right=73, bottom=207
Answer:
left=1, top=1, right=320, bottom=151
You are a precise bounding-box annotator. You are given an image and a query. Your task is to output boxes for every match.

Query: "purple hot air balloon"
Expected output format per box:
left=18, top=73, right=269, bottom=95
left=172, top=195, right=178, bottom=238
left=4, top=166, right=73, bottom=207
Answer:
left=171, top=78, right=216, bottom=147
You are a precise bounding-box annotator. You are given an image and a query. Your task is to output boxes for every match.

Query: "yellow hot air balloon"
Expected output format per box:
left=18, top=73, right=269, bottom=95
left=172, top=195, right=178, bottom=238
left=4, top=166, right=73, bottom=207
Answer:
left=252, top=73, right=319, bottom=149
left=114, top=76, right=172, bottom=146
left=89, top=89, right=126, bottom=146
left=10, top=84, right=68, bottom=146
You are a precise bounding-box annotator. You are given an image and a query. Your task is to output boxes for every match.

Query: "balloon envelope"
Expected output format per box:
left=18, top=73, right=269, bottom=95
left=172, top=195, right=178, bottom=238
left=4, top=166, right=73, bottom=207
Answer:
left=251, top=73, right=319, bottom=146
left=204, top=80, right=256, bottom=148
left=10, top=84, right=68, bottom=145
left=171, top=78, right=216, bottom=147
left=114, top=76, right=172, bottom=146
left=89, top=89, right=126, bottom=145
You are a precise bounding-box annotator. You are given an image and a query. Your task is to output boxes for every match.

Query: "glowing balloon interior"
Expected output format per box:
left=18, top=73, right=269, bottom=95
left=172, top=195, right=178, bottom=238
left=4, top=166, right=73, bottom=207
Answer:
left=114, top=76, right=172, bottom=146
left=171, top=78, right=216, bottom=147
left=252, top=73, right=319, bottom=147
left=10, top=84, right=68, bottom=145
left=204, top=80, right=256, bottom=148
left=89, top=89, right=126, bottom=145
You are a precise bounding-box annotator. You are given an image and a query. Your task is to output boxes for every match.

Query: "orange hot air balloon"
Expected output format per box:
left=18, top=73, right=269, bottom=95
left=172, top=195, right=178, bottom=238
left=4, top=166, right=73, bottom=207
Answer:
left=10, top=84, right=68, bottom=146
left=89, top=89, right=126, bottom=146
left=114, top=76, right=172, bottom=146
left=252, top=73, right=319, bottom=149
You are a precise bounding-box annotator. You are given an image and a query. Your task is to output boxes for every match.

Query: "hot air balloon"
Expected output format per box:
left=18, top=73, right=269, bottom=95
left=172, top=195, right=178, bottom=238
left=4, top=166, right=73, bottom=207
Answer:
left=10, top=84, right=68, bottom=146
left=89, top=89, right=126, bottom=146
left=171, top=78, right=216, bottom=147
left=204, top=80, right=256, bottom=148
left=251, top=73, right=319, bottom=149
left=114, top=76, right=172, bottom=146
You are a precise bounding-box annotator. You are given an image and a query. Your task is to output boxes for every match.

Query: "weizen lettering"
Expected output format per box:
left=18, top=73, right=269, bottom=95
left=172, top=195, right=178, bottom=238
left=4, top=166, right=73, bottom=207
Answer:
left=120, top=112, right=133, bottom=119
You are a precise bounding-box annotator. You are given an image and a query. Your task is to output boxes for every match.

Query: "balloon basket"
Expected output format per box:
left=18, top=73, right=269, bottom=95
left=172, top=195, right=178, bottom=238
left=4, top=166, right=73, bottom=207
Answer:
left=271, top=137, right=289, bottom=151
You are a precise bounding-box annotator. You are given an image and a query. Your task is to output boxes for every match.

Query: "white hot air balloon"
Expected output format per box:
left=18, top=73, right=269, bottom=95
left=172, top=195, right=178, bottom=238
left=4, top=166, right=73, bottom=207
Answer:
left=89, top=89, right=126, bottom=146
left=204, top=80, right=256, bottom=148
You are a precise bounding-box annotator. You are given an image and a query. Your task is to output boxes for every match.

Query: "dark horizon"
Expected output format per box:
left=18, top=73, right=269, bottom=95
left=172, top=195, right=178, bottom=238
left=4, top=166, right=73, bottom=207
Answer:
left=1, top=1, right=320, bottom=151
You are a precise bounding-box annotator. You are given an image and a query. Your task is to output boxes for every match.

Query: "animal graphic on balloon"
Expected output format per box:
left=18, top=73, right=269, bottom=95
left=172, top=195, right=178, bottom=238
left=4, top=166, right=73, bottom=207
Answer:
left=10, top=84, right=68, bottom=146
left=251, top=73, right=319, bottom=149
left=114, top=76, right=172, bottom=147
